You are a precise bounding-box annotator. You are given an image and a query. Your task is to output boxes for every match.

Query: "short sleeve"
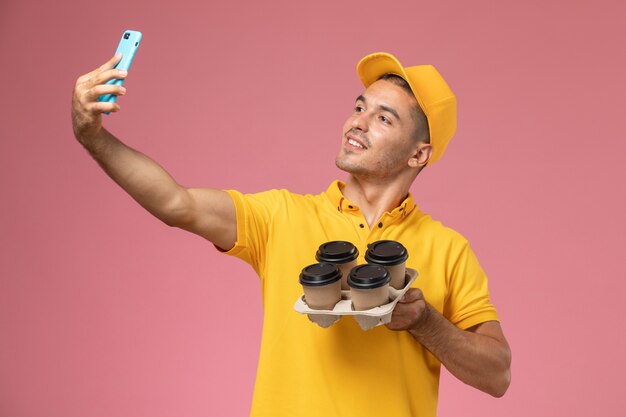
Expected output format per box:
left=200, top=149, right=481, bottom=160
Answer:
left=443, top=242, right=499, bottom=329
left=221, top=189, right=280, bottom=276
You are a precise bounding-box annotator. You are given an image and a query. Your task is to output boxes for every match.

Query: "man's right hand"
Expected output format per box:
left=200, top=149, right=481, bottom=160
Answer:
left=72, top=54, right=127, bottom=144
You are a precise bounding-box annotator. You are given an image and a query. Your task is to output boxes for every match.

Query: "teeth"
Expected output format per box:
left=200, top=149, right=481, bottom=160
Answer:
left=348, top=139, right=364, bottom=148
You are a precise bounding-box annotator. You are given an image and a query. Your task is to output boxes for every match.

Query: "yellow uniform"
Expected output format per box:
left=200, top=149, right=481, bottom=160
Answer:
left=223, top=181, right=499, bottom=417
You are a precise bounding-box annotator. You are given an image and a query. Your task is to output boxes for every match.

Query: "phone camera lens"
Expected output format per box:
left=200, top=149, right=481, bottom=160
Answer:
left=124, top=33, right=130, bottom=39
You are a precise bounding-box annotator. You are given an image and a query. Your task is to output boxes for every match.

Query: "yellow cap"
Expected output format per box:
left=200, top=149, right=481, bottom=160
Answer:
left=356, top=52, right=457, bottom=166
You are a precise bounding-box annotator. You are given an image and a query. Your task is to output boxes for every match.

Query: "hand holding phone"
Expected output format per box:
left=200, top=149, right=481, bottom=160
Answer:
left=98, top=30, right=142, bottom=104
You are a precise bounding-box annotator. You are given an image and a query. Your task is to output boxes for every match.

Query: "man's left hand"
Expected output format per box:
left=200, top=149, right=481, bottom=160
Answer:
left=386, top=288, right=429, bottom=331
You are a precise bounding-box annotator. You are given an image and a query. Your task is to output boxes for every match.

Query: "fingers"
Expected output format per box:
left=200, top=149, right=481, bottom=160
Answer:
left=83, top=83, right=127, bottom=102
left=386, top=302, right=418, bottom=331
left=398, top=288, right=424, bottom=304
left=78, top=67, right=128, bottom=91
left=386, top=292, right=428, bottom=331
left=101, top=52, right=123, bottom=70
left=72, top=54, right=128, bottom=141
left=74, top=54, right=128, bottom=105
left=83, top=98, right=121, bottom=114
left=73, top=77, right=126, bottom=117
left=89, top=101, right=121, bottom=114
left=76, top=53, right=123, bottom=84
left=73, top=55, right=128, bottom=115
left=75, top=54, right=127, bottom=104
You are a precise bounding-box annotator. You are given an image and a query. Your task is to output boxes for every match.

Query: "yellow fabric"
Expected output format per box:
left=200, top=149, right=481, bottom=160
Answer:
left=223, top=181, right=499, bottom=417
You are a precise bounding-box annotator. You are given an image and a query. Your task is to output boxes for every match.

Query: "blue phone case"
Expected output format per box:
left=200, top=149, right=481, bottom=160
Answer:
left=98, top=30, right=142, bottom=104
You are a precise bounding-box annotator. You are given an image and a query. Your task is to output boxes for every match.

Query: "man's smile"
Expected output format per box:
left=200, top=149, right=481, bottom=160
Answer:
left=345, top=129, right=369, bottom=150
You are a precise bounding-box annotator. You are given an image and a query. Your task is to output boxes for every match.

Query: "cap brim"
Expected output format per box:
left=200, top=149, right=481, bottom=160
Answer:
left=356, top=52, right=427, bottom=114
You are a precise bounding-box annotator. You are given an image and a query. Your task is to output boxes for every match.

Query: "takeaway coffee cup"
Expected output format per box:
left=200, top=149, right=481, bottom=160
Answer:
left=316, top=241, right=359, bottom=290
left=348, top=264, right=391, bottom=310
left=299, top=263, right=343, bottom=310
left=364, top=240, right=408, bottom=289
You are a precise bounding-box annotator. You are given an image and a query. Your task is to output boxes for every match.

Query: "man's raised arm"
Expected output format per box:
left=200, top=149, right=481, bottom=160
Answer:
left=71, top=54, right=236, bottom=251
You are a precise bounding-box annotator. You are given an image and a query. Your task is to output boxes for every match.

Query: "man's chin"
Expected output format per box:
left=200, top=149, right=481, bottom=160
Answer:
left=335, top=156, right=351, bottom=173
left=335, top=156, right=365, bottom=176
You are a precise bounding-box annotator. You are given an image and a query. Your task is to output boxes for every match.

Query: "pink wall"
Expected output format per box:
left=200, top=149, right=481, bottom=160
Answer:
left=1, top=0, right=625, bottom=415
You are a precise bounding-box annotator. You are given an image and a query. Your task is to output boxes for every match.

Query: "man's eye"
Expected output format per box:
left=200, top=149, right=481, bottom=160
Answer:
left=355, top=106, right=364, bottom=112
left=379, top=115, right=390, bottom=124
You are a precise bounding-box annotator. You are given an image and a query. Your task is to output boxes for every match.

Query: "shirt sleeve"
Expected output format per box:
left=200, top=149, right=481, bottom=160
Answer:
left=443, top=241, right=500, bottom=330
left=220, top=189, right=279, bottom=276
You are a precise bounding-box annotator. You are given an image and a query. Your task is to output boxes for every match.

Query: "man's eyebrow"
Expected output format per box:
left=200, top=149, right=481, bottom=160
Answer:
left=379, top=104, right=400, bottom=121
left=355, top=95, right=401, bottom=121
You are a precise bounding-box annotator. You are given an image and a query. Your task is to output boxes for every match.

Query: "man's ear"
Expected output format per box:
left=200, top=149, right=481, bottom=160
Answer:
left=408, top=144, right=433, bottom=168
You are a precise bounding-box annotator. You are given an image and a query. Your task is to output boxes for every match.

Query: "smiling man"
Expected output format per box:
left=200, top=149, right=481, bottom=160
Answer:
left=72, top=51, right=511, bottom=417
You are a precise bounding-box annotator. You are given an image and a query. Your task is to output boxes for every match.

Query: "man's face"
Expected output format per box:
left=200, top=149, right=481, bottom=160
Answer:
left=336, top=79, right=422, bottom=180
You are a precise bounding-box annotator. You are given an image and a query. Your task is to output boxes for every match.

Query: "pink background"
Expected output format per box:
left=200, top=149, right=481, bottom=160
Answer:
left=1, top=0, right=625, bottom=415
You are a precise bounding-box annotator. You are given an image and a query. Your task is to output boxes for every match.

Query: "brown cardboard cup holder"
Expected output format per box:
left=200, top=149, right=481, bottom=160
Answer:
left=294, top=268, right=418, bottom=330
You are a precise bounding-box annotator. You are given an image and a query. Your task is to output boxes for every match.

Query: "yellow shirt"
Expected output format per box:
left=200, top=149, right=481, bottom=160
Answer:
left=224, top=181, right=499, bottom=417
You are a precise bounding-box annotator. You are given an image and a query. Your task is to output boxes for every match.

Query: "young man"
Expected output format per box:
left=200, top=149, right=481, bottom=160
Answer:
left=72, top=51, right=511, bottom=416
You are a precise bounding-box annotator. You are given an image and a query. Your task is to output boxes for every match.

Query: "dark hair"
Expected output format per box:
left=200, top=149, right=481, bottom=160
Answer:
left=378, top=74, right=430, bottom=144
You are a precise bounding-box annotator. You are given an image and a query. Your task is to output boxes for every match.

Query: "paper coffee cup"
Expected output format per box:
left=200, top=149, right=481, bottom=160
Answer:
left=316, top=241, right=359, bottom=290
left=364, top=240, right=408, bottom=289
left=348, top=264, right=391, bottom=310
left=299, top=263, right=342, bottom=310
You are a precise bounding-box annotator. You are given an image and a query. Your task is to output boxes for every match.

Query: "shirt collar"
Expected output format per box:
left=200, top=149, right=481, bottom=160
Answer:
left=324, top=180, right=417, bottom=217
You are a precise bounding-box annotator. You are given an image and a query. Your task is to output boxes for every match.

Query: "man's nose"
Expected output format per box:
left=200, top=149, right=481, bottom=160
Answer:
left=351, top=112, right=369, bottom=131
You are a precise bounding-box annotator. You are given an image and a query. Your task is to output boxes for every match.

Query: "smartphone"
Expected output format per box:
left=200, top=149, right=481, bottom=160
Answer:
left=98, top=30, right=142, bottom=104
